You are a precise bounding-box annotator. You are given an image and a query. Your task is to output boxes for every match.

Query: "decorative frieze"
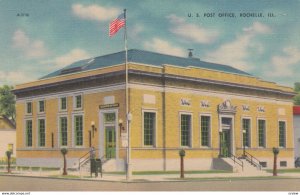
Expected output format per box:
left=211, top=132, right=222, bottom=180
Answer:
left=257, top=106, right=265, bottom=112
left=218, top=100, right=236, bottom=114
left=180, top=98, right=190, bottom=106
left=242, top=104, right=250, bottom=111
left=200, top=100, right=210, bottom=108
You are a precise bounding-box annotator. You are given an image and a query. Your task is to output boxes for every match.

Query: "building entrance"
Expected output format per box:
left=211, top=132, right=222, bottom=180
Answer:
left=105, top=126, right=116, bottom=159
left=220, top=117, right=232, bottom=157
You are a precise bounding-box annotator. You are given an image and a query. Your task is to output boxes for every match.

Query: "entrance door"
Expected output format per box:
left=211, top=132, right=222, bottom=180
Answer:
left=220, top=117, right=232, bottom=157
left=105, top=126, right=116, bottom=159
left=221, top=130, right=231, bottom=157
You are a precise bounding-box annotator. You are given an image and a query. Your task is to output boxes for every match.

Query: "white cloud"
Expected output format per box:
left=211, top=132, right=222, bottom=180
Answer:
left=144, top=38, right=185, bottom=57
left=12, top=30, right=48, bottom=59
left=72, top=4, right=120, bottom=22
left=204, top=22, right=271, bottom=71
left=42, top=48, right=91, bottom=69
left=243, top=22, right=272, bottom=34
left=266, top=47, right=300, bottom=77
left=0, top=71, right=34, bottom=85
left=167, top=14, right=219, bottom=44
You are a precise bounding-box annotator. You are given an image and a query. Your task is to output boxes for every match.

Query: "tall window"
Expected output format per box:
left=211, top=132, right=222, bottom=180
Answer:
left=38, top=100, right=45, bottom=113
left=181, top=114, right=191, bottom=147
left=279, top=121, right=286, bottom=148
left=60, top=97, right=67, bottom=111
left=144, top=112, right=156, bottom=146
left=200, top=115, right=211, bottom=147
left=258, top=119, right=266, bottom=147
left=26, top=120, right=32, bottom=147
left=60, top=117, right=68, bottom=146
left=26, top=102, right=32, bottom=114
left=242, top=118, right=251, bottom=147
left=74, top=115, right=83, bottom=146
left=74, top=95, right=82, bottom=109
left=38, top=119, right=46, bottom=147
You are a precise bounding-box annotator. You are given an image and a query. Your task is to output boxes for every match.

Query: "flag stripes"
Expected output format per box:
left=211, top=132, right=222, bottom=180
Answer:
left=109, top=13, right=125, bottom=37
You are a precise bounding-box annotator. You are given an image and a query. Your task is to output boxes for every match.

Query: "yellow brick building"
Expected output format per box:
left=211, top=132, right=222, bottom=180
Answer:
left=13, top=49, right=295, bottom=171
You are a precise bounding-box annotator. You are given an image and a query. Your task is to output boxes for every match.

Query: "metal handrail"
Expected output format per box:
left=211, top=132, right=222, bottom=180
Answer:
left=78, top=149, right=99, bottom=170
left=229, top=152, right=244, bottom=171
left=244, top=151, right=262, bottom=170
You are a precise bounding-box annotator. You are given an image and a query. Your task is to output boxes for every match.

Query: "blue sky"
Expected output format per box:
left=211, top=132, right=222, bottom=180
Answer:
left=0, top=0, right=300, bottom=88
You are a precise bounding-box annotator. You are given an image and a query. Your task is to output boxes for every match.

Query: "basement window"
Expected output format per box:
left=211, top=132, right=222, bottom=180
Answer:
left=280, top=161, right=287, bottom=167
left=259, top=161, right=267, bottom=168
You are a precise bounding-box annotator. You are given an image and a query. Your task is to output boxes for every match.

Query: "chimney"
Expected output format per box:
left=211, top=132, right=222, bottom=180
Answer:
left=188, top=49, right=193, bottom=58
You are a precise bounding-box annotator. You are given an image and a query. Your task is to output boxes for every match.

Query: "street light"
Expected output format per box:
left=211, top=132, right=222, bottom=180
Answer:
left=219, top=128, right=223, bottom=158
left=243, top=129, right=246, bottom=157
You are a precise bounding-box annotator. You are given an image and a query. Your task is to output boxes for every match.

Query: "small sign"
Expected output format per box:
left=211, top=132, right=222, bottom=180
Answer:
left=121, top=133, right=128, bottom=147
left=99, top=103, right=119, bottom=109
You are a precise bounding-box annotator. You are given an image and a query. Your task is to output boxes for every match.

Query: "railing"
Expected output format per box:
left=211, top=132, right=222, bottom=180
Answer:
left=228, top=152, right=244, bottom=171
left=78, top=149, right=112, bottom=171
left=244, top=151, right=262, bottom=170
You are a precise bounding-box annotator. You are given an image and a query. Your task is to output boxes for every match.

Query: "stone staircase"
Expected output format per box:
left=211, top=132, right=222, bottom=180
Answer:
left=213, top=154, right=263, bottom=174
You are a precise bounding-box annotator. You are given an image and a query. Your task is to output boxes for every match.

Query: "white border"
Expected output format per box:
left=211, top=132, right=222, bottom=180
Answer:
left=257, top=118, right=267, bottom=148
left=199, top=113, right=212, bottom=148
left=36, top=117, right=46, bottom=148
left=179, top=111, right=193, bottom=148
left=142, top=109, right=157, bottom=148
left=72, top=112, right=85, bottom=148
left=278, top=119, right=287, bottom=148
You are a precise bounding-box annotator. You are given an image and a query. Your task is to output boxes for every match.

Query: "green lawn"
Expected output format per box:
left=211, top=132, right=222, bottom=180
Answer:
left=49, top=174, right=80, bottom=179
left=266, top=168, right=300, bottom=173
left=104, top=170, right=232, bottom=175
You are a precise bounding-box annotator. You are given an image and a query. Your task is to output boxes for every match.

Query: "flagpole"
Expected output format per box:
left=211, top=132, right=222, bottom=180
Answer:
left=124, top=8, right=132, bottom=180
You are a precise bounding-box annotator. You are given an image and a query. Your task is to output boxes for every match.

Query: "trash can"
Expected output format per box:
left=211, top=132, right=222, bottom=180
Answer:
left=90, top=158, right=98, bottom=177
left=96, top=158, right=102, bottom=178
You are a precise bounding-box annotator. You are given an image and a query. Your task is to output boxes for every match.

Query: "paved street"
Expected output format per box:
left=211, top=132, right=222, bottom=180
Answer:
left=1, top=175, right=300, bottom=191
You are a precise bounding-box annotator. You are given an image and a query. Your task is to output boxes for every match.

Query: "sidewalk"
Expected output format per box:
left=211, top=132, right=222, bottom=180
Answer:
left=2, top=168, right=300, bottom=182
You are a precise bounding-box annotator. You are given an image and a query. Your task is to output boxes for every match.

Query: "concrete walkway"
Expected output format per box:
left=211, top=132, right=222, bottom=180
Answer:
left=1, top=168, right=300, bottom=182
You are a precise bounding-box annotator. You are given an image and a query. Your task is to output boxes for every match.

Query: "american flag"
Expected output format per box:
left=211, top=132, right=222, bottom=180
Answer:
left=109, top=13, right=125, bottom=37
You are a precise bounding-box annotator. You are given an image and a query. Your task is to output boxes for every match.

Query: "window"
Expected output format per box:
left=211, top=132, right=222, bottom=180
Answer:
left=200, top=115, right=211, bottom=147
left=74, top=115, right=83, bottom=146
left=60, top=117, right=68, bottom=146
left=74, top=95, right=82, bottom=109
left=38, top=119, right=46, bottom=147
left=60, top=97, right=67, bottom=111
left=279, top=121, right=286, bottom=148
left=26, top=120, right=32, bottom=147
left=280, top=161, right=287, bottom=167
left=258, top=119, right=266, bottom=147
left=38, top=100, right=45, bottom=113
left=259, top=161, right=267, bottom=168
left=143, top=112, right=156, bottom=146
left=242, top=118, right=251, bottom=147
left=180, top=114, right=191, bottom=147
left=26, top=102, right=32, bottom=114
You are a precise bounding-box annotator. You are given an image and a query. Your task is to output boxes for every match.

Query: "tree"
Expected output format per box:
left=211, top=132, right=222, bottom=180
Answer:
left=0, top=85, right=16, bottom=122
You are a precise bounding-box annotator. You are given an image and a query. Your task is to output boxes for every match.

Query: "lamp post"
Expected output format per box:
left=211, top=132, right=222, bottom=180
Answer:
left=179, top=149, right=185, bottom=179
left=118, top=119, right=124, bottom=136
left=219, top=128, right=223, bottom=158
left=91, top=121, right=97, bottom=138
left=273, top=147, right=279, bottom=176
left=243, top=129, right=246, bottom=157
